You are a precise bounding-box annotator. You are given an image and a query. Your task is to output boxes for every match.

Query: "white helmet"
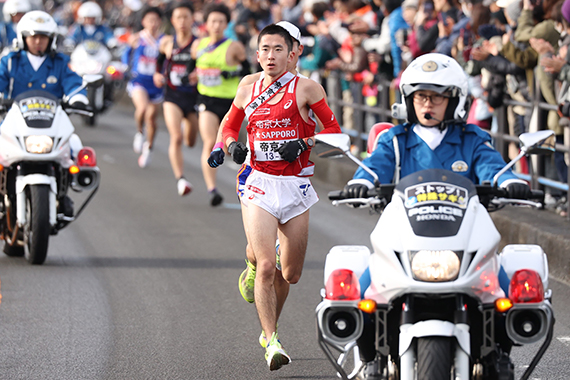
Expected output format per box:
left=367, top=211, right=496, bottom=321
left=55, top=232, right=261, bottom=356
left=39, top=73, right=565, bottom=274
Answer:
left=3, top=0, right=32, bottom=23
left=399, top=53, right=469, bottom=125
left=77, top=1, right=103, bottom=24
left=16, top=10, right=58, bottom=54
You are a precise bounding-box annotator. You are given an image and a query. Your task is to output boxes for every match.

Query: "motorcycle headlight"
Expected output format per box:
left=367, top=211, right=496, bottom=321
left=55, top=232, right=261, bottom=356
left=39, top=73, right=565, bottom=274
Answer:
left=25, top=135, right=53, bottom=154
left=410, top=250, right=460, bottom=282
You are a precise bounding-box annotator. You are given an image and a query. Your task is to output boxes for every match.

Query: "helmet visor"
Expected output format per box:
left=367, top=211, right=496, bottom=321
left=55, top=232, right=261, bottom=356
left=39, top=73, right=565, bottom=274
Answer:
left=402, top=83, right=460, bottom=98
left=21, top=30, right=53, bottom=37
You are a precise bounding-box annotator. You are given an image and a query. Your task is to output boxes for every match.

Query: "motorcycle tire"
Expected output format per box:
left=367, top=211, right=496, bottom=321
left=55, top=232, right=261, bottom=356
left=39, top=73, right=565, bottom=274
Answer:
left=24, top=185, right=50, bottom=265
left=417, top=337, right=452, bottom=380
left=3, top=242, right=24, bottom=257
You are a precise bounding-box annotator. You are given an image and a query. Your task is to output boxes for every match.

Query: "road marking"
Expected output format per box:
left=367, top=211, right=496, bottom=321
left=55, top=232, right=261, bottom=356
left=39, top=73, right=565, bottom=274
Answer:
left=557, top=336, right=570, bottom=346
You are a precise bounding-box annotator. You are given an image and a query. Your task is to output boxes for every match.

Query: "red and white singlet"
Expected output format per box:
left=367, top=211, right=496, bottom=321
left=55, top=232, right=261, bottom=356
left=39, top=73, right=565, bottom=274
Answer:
left=247, top=76, right=316, bottom=177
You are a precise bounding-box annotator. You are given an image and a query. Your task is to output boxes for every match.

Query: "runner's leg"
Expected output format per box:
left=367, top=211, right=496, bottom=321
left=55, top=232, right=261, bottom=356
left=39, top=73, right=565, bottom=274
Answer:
left=164, top=101, right=185, bottom=179
left=247, top=203, right=280, bottom=339
left=199, top=110, right=221, bottom=192
left=131, top=86, right=150, bottom=134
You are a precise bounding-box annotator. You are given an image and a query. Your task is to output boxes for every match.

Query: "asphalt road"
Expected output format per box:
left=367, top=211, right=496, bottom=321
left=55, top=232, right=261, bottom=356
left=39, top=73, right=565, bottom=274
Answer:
left=0, top=97, right=569, bottom=380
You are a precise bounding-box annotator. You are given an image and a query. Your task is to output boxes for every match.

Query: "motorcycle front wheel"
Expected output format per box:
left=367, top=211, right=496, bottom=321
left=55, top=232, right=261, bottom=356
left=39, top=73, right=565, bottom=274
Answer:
left=24, top=185, right=50, bottom=265
left=417, top=337, right=452, bottom=380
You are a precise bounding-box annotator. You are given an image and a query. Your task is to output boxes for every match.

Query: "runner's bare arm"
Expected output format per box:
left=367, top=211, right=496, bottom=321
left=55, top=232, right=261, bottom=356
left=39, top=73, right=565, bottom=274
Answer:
left=153, top=36, right=171, bottom=87
left=213, top=73, right=261, bottom=151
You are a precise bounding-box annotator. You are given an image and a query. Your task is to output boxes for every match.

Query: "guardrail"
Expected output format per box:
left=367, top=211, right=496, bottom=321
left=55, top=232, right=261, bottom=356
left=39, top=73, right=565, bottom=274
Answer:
left=321, top=69, right=570, bottom=219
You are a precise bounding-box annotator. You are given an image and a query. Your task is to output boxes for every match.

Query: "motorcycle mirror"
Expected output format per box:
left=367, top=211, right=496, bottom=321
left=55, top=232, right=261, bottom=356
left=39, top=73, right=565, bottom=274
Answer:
left=314, top=133, right=380, bottom=184
left=492, top=130, right=556, bottom=186
left=82, top=74, right=104, bottom=88
left=314, top=133, right=351, bottom=158
left=519, top=130, right=556, bottom=155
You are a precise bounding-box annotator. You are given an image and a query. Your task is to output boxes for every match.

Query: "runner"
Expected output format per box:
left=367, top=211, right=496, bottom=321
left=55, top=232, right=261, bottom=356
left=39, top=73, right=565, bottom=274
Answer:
left=154, top=2, right=199, bottom=196
left=220, top=24, right=341, bottom=370
left=122, top=6, right=163, bottom=168
left=191, top=2, right=249, bottom=206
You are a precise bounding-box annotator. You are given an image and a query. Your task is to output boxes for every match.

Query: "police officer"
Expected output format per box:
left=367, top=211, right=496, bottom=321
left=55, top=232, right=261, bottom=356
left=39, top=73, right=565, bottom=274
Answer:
left=344, top=53, right=531, bottom=200
left=64, top=1, right=116, bottom=50
left=1, top=0, right=32, bottom=50
left=344, top=53, right=530, bottom=380
left=0, top=10, right=88, bottom=105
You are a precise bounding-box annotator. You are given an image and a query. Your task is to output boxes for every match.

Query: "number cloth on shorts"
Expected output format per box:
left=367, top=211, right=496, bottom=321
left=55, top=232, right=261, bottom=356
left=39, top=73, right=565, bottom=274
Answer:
left=242, top=170, right=319, bottom=224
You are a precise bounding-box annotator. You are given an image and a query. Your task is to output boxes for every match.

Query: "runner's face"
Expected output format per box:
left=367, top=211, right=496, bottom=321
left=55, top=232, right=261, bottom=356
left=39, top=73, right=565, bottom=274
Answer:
left=171, top=8, right=193, bottom=33
left=142, top=12, right=162, bottom=34
left=257, top=34, right=293, bottom=76
left=206, top=12, right=228, bottom=38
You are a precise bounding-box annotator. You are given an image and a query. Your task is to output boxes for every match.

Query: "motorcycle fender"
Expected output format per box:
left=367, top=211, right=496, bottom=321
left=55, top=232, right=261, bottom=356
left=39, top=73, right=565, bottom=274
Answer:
left=16, top=175, right=57, bottom=227
left=399, top=320, right=470, bottom=356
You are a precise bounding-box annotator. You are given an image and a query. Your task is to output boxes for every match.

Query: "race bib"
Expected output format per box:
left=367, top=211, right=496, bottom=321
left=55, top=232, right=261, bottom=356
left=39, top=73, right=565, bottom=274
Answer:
left=169, top=63, right=186, bottom=86
left=254, top=140, right=288, bottom=161
left=137, top=56, right=156, bottom=76
left=197, top=68, right=222, bottom=87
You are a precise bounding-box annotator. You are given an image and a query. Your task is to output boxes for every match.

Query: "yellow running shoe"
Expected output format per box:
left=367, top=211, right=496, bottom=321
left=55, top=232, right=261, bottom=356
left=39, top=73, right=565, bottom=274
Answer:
left=259, top=324, right=279, bottom=348
left=238, top=259, right=256, bottom=303
left=265, top=332, right=291, bottom=371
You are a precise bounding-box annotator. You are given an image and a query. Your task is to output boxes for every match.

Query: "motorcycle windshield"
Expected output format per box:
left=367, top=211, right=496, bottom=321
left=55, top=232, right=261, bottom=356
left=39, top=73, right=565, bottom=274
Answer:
left=15, top=90, right=59, bottom=129
left=395, top=169, right=477, bottom=237
left=82, top=40, right=103, bottom=55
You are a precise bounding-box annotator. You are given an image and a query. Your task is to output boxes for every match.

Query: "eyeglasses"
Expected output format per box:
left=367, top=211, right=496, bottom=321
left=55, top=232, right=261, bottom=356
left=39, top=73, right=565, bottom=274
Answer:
left=413, top=92, right=449, bottom=105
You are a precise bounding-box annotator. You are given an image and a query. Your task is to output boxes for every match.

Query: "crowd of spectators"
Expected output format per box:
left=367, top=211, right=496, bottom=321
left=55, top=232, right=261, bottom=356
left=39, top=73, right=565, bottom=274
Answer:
left=2, top=0, right=570, bottom=212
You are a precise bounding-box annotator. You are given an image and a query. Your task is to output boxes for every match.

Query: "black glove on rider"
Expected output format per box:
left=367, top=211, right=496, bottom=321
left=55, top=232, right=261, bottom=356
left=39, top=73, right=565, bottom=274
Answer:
left=505, top=182, right=531, bottom=199
left=228, top=141, right=248, bottom=164
left=70, top=101, right=88, bottom=110
left=344, top=183, right=369, bottom=199
left=208, top=147, right=225, bottom=168
left=278, top=139, right=308, bottom=163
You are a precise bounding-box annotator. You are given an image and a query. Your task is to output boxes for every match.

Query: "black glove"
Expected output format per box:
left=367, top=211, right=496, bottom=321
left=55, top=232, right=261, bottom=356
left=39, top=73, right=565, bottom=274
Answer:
left=180, top=72, right=190, bottom=85
left=278, top=139, right=308, bottom=163
left=228, top=141, right=248, bottom=164
left=344, top=183, right=369, bottom=199
left=220, top=71, right=231, bottom=79
left=506, top=182, right=531, bottom=199
left=208, top=147, right=225, bottom=168
left=70, top=101, right=88, bottom=110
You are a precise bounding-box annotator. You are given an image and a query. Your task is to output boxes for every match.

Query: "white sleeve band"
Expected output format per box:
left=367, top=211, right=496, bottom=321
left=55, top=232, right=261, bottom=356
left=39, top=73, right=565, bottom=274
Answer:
left=69, top=94, right=89, bottom=105
left=346, top=178, right=375, bottom=189
left=499, top=179, right=528, bottom=188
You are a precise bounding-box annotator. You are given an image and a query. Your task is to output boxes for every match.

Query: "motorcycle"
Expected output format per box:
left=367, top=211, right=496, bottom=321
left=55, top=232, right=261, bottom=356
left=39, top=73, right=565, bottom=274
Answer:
left=68, top=40, right=127, bottom=126
left=0, top=75, right=103, bottom=265
left=314, top=131, right=556, bottom=380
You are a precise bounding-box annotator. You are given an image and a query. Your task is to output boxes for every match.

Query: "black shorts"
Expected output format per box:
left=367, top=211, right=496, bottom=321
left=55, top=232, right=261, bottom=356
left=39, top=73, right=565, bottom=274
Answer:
left=164, top=87, right=198, bottom=116
left=197, top=94, right=233, bottom=121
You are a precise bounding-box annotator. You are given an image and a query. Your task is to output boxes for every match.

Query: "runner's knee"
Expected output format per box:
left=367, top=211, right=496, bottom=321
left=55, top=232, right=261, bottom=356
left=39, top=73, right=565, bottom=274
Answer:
left=256, top=259, right=276, bottom=281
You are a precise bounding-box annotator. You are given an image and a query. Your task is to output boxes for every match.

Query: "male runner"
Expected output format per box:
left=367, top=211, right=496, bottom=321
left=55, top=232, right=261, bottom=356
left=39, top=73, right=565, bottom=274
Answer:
left=221, top=24, right=341, bottom=370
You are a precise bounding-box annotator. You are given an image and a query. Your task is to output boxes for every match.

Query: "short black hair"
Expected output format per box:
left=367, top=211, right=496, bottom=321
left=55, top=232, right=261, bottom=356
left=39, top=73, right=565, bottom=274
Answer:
left=141, top=6, right=163, bottom=20
left=203, top=3, right=231, bottom=23
left=258, top=24, right=293, bottom=52
left=169, top=2, right=194, bottom=17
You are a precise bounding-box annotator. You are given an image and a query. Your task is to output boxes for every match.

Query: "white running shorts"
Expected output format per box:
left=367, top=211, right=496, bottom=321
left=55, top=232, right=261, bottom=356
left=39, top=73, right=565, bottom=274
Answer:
left=242, top=170, right=319, bottom=224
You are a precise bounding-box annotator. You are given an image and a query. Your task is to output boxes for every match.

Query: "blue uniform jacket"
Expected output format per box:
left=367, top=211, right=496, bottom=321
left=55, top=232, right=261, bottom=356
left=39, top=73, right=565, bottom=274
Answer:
left=0, top=22, right=17, bottom=49
left=353, top=122, right=519, bottom=186
left=67, top=24, right=115, bottom=46
left=0, top=51, right=85, bottom=99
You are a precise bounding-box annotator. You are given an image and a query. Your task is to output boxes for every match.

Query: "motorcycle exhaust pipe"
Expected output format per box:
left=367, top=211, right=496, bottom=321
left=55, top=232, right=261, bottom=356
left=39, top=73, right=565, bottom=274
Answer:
left=317, top=303, right=363, bottom=346
left=506, top=303, right=553, bottom=345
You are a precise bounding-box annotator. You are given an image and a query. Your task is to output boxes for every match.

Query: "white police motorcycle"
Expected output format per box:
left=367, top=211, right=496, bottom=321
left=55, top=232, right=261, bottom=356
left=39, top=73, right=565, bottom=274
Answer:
left=69, top=40, right=127, bottom=126
left=0, top=75, right=102, bottom=264
left=314, top=131, right=555, bottom=380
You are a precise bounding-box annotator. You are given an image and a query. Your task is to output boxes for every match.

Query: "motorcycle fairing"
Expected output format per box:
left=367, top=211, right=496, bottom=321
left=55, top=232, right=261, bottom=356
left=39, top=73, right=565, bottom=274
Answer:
left=395, top=169, right=476, bottom=237
left=366, top=170, right=504, bottom=305
left=15, top=91, right=58, bottom=129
